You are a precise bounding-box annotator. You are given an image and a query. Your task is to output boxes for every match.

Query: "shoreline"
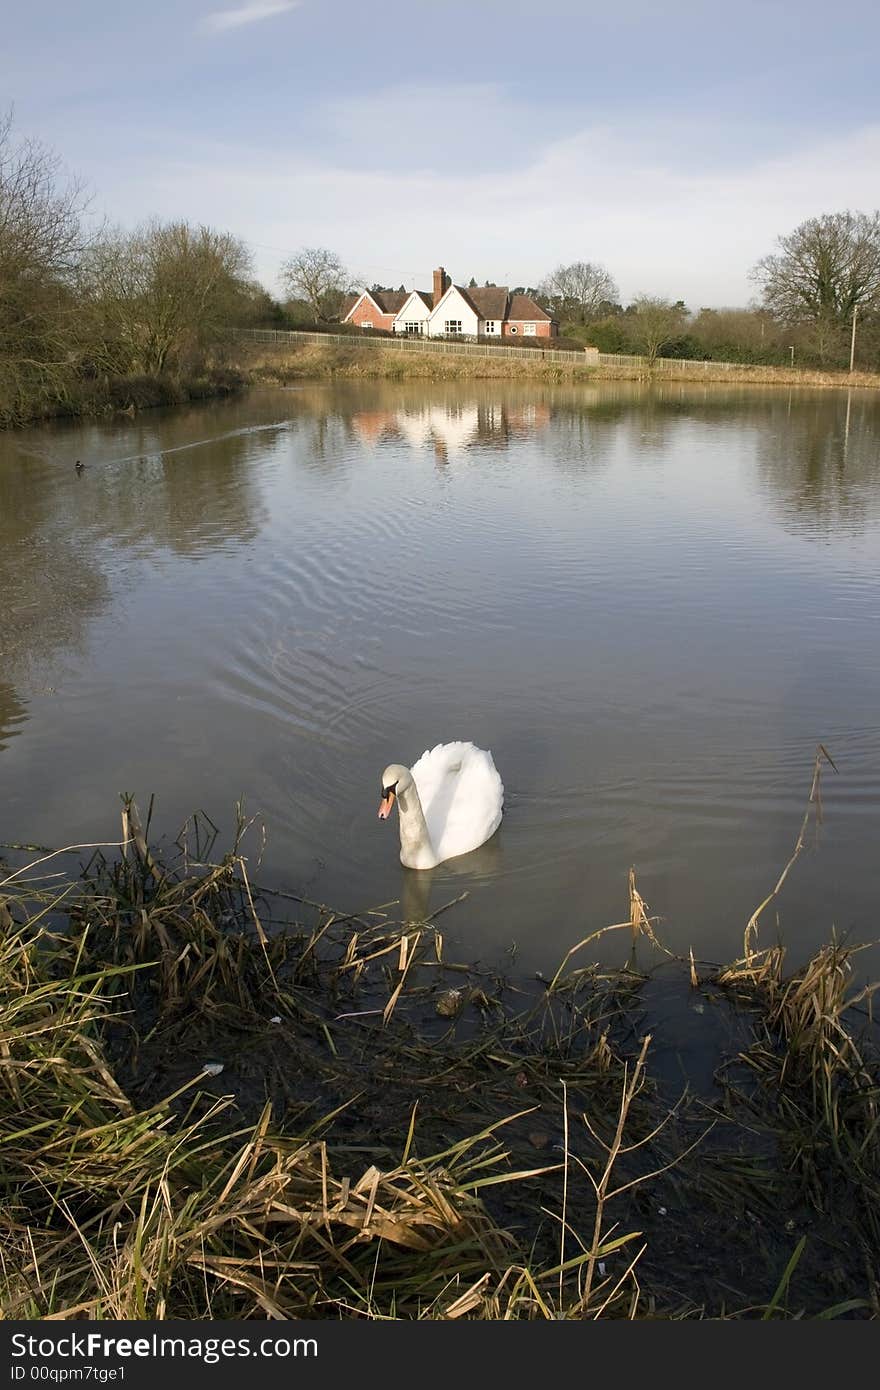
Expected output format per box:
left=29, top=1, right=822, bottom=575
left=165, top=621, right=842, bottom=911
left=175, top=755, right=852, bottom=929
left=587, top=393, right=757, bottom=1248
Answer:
left=2, top=807, right=877, bottom=1320
left=0, top=367, right=247, bottom=432
left=245, top=339, right=880, bottom=391
left=4, top=347, right=879, bottom=433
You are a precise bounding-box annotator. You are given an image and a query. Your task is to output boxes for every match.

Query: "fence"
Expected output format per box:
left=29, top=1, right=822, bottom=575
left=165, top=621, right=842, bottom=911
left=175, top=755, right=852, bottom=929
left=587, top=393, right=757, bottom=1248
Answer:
left=240, top=327, right=599, bottom=367
left=598, top=352, right=744, bottom=374
left=239, top=328, right=813, bottom=379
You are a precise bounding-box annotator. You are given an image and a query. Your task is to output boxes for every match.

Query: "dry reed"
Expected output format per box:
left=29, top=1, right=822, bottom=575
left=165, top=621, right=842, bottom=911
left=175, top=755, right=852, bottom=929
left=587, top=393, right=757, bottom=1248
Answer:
left=1, top=785, right=878, bottom=1320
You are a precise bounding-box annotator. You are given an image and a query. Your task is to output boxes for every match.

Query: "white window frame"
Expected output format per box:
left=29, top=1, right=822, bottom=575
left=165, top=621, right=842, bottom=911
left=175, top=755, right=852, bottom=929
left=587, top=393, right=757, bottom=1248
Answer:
left=361, top=320, right=373, bottom=330
left=484, top=320, right=498, bottom=334
left=509, top=324, right=518, bottom=334
left=403, top=321, right=421, bottom=335
left=523, top=322, right=537, bottom=336
left=444, top=320, right=463, bottom=335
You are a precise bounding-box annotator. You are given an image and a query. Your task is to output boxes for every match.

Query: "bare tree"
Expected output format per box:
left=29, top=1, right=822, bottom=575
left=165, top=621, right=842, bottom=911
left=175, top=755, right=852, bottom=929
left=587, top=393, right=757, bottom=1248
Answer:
left=624, top=296, right=688, bottom=362
left=80, top=220, right=254, bottom=376
left=280, top=246, right=351, bottom=322
left=751, top=211, right=880, bottom=358
left=690, top=306, right=776, bottom=353
left=0, top=110, right=87, bottom=277
left=537, top=260, right=619, bottom=325
left=0, top=110, right=90, bottom=423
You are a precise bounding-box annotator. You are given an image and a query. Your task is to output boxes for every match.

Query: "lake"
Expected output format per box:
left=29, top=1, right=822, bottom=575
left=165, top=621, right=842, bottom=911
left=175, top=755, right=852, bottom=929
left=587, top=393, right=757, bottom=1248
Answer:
left=2, top=379, right=879, bottom=989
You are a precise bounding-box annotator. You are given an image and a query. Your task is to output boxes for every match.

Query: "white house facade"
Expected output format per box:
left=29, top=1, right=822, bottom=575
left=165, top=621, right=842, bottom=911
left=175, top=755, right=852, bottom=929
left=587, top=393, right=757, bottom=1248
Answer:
left=393, top=290, right=433, bottom=335
left=426, top=285, right=481, bottom=338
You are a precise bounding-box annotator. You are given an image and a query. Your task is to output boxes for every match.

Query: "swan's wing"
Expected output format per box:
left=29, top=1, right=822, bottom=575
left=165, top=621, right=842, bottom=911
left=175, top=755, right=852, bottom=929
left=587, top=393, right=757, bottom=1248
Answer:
left=410, top=742, right=468, bottom=806
left=412, top=742, right=504, bottom=863
left=410, top=742, right=483, bottom=815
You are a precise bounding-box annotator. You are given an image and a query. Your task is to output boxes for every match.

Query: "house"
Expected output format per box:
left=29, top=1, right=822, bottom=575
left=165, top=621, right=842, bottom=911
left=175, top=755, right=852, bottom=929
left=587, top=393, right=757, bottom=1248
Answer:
left=344, top=287, right=410, bottom=332
left=343, top=267, right=557, bottom=339
left=392, top=289, right=434, bottom=336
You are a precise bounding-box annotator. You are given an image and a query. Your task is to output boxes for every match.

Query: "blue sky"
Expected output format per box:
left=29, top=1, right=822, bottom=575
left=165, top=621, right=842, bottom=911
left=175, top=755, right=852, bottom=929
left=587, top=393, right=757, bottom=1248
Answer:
left=4, top=0, right=879, bottom=306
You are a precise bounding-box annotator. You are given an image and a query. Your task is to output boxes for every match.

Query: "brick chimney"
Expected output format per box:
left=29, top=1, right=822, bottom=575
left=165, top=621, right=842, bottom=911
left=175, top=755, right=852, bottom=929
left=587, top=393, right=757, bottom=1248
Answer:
left=433, top=266, right=448, bottom=304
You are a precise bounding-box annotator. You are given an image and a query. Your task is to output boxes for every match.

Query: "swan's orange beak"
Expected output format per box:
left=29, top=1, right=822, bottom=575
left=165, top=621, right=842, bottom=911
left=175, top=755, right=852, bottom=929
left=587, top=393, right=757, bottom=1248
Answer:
left=378, top=789, right=396, bottom=820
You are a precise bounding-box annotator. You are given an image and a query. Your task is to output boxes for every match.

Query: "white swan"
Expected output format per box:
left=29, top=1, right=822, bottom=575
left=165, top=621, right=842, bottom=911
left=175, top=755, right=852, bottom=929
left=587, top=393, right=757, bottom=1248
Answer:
left=378, top=742, right=504, bottom=870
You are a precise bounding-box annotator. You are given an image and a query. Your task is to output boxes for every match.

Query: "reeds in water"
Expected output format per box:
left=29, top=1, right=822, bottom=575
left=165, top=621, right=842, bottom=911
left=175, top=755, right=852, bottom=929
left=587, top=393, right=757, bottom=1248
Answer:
left=1, top=782, right=878, bottom=1320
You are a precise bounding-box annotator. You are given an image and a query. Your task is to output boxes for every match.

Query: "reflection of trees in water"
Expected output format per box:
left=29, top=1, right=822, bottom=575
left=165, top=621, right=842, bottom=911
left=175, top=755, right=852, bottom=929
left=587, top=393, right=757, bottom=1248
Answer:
left=541, top=394, right=628, bottom=474
left=599, top=382, right=880, bottom=536
left=78, top=408, right=270, bottom=557
left=0, top=395, right=275, bottom=732
left=340, top=379, right=809, bottom=477
left=547, top=383, right=880, bottom=535
left=751, top=391, right=880, bottom=536
left=0, top=446, right=111, bottom=710
left=339, top=380, right=776, bottom=478
left=297, top=412, right=357, bottom=475
left=240, top=383, right=880, bottom=529
left=0, top=680, right=27, bottom=752
left=585, top=382, right=768, bottom=457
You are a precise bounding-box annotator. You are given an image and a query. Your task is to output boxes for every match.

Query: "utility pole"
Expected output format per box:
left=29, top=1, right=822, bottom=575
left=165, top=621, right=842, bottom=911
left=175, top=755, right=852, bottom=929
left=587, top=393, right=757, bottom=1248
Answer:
left=849, top=304, right=858, bottom=372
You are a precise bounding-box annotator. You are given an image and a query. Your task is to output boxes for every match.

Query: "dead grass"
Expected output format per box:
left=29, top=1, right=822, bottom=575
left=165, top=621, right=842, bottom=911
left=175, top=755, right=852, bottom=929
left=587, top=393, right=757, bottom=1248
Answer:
left=245, top=342, right=589, bottom=384
left=1, top=780, right=878, bottom=1320
left=241, top=341, right=880, bottom=391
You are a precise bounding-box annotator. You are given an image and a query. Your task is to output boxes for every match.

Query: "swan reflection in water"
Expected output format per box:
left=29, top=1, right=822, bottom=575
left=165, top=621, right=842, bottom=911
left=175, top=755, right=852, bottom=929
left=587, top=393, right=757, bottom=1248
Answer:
left=400, top=834, right=504, bottom=926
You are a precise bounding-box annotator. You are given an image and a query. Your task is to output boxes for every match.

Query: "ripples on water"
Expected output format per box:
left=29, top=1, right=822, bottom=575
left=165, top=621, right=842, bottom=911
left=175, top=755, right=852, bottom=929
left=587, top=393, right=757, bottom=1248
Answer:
left=1, top=381, right=879, bottom=979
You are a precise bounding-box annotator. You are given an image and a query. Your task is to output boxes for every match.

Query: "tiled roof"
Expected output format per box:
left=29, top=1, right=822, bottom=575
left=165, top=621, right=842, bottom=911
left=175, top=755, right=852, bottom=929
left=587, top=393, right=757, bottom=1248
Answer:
left=370, top=290, right=409, bottom=314
left=507, top=294, right=552, bottom=322
left=461, top=285, right=510, bottom=320
left=437, top=284, right=553, bottom=322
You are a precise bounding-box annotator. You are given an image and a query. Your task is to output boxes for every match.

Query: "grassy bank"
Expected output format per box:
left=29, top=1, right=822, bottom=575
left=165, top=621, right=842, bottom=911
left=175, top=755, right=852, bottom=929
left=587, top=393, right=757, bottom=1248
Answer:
left=5, top=367, right=247, bottom=429
left=243, top=340, right=880, bottom=391
left=6, top=345, right=878, bottom=433
left=245, top=341, right=593, bottom=385
left=1, top=797, right=878, bottom=1320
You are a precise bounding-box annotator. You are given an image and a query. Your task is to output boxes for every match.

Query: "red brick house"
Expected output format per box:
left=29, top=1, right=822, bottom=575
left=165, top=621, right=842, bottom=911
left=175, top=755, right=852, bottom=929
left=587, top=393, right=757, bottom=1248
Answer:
left=500, top=292, right=557, bottom=338
left=343, top=288, right=409, bottom=332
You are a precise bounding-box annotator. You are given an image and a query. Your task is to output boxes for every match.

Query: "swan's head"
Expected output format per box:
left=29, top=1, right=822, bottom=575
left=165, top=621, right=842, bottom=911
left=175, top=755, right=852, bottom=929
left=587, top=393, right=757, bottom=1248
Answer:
left=378, top=763, right=413, bottom=820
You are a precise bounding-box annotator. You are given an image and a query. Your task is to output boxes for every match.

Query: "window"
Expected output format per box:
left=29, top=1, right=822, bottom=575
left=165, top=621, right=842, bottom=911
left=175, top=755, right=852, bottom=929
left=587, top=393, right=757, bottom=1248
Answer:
left=444, top=320, right=462, bottom=335
left=361, top=321, right=373, bottom=330
left=509, top=325, right=518, bottom=334
left=523, top=322, right=537, bottom=335
left=484, top=320, right=497, bottom=334
left=403, top=321, right=421, bottom=335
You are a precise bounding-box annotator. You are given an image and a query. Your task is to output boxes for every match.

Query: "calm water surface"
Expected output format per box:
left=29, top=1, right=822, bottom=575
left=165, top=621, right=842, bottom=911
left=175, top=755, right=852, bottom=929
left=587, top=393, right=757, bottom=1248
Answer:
left=2, top=380, right=879, bottom=984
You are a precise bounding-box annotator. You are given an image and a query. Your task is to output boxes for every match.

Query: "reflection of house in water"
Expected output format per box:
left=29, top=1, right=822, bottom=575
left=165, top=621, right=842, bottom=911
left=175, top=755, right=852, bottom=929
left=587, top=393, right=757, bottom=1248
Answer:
left=350, top=400, right=551, bottom=460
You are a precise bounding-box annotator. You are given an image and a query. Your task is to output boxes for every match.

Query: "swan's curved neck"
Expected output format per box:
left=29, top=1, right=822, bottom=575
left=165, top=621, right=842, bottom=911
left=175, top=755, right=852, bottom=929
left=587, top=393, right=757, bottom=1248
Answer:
left=396, top=781, right=438, bottom=870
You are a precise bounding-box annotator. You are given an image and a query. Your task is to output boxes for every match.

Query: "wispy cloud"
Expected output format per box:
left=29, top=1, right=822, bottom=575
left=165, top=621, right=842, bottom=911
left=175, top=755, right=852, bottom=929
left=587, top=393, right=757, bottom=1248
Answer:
left=202, top=0, right=299, bottom=33
left=69, top=50, right=880, bottom=311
